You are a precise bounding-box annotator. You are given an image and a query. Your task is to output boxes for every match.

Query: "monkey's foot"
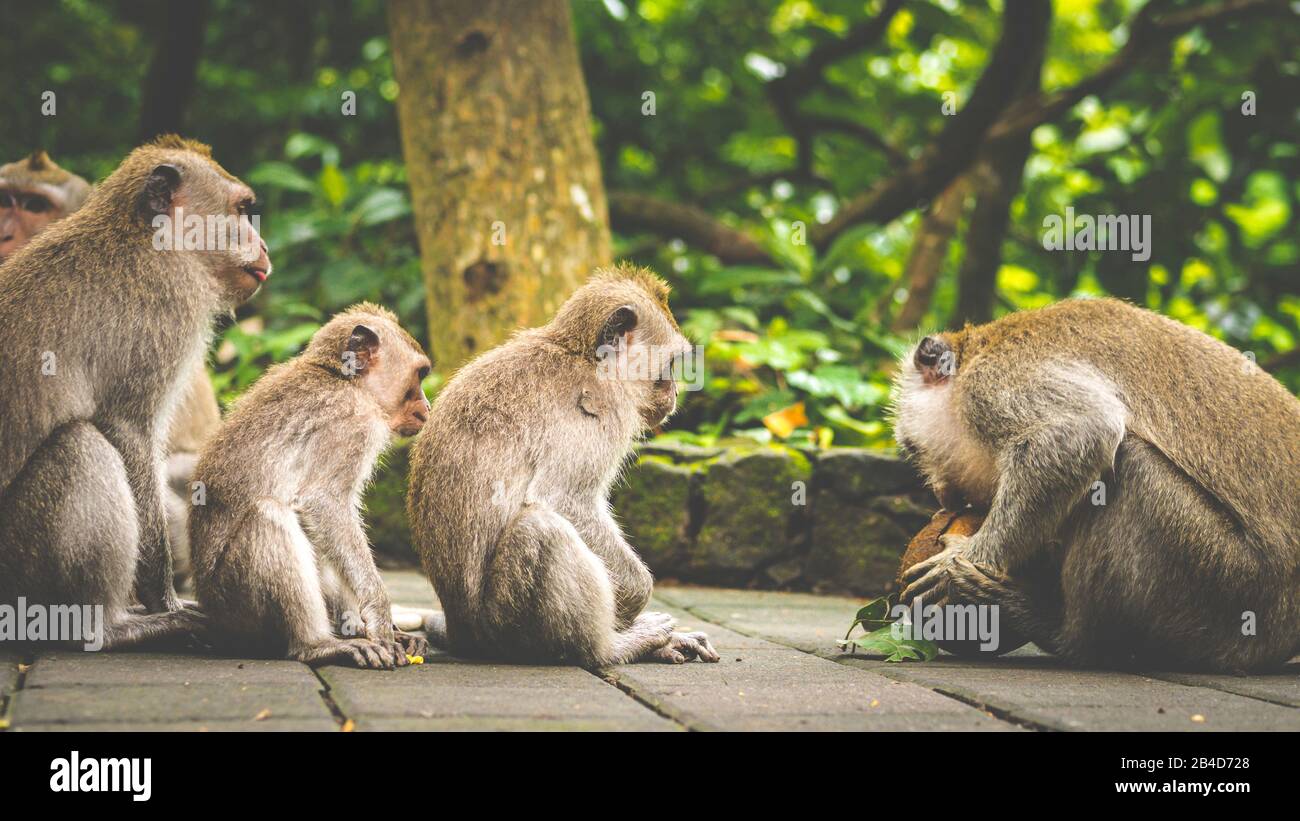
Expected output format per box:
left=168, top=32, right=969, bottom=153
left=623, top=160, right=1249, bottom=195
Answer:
left=393, top=630, right=430, bottom=658
left=646, top=631, right=720, bottom=664
left=296, top=638, right=407, bottom=670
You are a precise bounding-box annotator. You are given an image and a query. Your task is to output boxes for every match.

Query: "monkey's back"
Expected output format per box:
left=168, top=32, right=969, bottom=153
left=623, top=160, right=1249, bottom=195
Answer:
left=956, top=298, right=1300, bottom=552
left=408, top=332, right=634, bottom=627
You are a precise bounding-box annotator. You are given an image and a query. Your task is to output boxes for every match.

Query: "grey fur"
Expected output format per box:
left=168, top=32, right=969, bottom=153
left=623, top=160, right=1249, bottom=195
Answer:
left=189, top=304, right=431, bottom=669
left=895, top=298, right=1300, bottom=672
left=408, top=265, right=719, bottom=667
left=0, top=137, right=268, bottom=650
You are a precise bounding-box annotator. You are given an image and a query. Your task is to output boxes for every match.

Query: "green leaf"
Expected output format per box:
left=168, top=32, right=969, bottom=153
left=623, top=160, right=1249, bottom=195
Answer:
left=285, top=133, right=341, bottom=168
left=351, top=187, right=411, bottom=226
left=850, top=624, right=939, bottom=663
left=786, top=365, right=886, bottom=410
left=1188, top=111, right=1231, bottom=183
left=318, top=165, right=349, bottom=209
left=697, top=266, right=803, bottom=296
left=246, top=161, right=317, bottom=194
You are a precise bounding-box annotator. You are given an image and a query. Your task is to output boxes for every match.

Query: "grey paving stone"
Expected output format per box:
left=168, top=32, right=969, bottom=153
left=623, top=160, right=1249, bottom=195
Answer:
left=9, top=681, right=332, bottom=727
left=657, top=583, right=1300, bottom=731
left=1153, top=664, right=1300, bottom=708
left=611, top=600, right=1013, bottom=731
left=2, top=652, right=21, bottom=696
left=712, top=713, right=1020, bottom=731
left=354, top=716, right=678, bottom=731
left=320, top=662, right=676, bottom=729
left=25, top=651, right=320, bottom=688
left=12, top=718, right=339, bottom=732
left=842, top=657, right=1300, bottom=731
left=655, top=585, right=860, bottom=654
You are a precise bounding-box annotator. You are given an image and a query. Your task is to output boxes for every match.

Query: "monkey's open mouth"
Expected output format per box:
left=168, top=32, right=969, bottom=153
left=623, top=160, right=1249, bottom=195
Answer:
left=243, top=266, right=269, bottom=283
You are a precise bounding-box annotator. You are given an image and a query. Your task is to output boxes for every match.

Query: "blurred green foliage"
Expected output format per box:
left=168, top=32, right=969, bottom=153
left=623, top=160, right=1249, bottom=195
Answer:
left=3, top=0, right=1297, bottom=447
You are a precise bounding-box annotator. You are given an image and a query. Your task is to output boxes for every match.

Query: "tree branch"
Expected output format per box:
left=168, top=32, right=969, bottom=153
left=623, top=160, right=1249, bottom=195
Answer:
left=988, top=0, right=1287, bottom=143
left=811, top=0, right=1054, bottom=252
left=889, top=176, right=969, bottom=332
left=775, top=0, right=905, bottom=94
left=608, top=191, right=775, bottom=266
left=766, top=0, right=906, bottom=171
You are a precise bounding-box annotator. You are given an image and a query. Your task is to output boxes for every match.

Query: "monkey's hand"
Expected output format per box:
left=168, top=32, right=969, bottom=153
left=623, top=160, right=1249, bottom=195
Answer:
left=392, top=630, right=431, bottom=658
left=647, top=631, right=721, bottom=664
left=947, top=556, right=1016, bottom=609
left=901, top=533, right=976, bottom=608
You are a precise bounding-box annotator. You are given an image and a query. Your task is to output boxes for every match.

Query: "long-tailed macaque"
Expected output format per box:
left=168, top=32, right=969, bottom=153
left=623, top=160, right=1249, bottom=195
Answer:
left=0, top=136, right=270, bottom=649
left=407, top=266, right=719, bottom=667
left=190, top=304, right=432, bottom=668
left=0, top=151, right=90, bottom=262
left=895, top=298, right=1300, bottom=672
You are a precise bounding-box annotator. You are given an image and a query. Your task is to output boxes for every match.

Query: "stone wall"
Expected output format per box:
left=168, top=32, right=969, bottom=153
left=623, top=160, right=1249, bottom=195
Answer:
left=365, top=440, right=936, bottom=595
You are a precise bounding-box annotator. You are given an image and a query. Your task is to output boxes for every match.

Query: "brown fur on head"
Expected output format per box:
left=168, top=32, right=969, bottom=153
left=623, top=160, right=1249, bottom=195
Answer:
left=544, top=263, right=691, bottom=427
left=304, top=302, right=432, bottom=437
left=0, top=151, right=91, bottom=260
left=58, top=135, right=274, bottom=305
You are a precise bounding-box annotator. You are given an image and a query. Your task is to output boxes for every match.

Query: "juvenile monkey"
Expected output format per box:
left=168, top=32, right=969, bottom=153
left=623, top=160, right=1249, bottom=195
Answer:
left=0, top=136, right=271, bottom=649
left=407, top=265, right=719, bottom=667
left=190, top=304, right=432, bottom=669
left=894, top=298, right=1300, bottom=672
left=0, top=151, right=91, bottom=261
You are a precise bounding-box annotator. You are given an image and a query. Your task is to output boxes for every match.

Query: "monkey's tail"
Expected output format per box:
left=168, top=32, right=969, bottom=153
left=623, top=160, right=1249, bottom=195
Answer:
left=422, top=610, right=449, bottom=649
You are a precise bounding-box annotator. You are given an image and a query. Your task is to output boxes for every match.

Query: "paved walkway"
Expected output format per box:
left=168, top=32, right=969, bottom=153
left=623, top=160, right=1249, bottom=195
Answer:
left=2, top=571, right=1297, bottom=731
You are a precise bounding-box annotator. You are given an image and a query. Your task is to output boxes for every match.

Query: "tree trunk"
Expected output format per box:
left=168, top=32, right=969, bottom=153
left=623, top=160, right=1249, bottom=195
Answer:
left=950, top=138, right=1034, bottom=327
left=950, top=1, right=1052, bottom=327
left=891, top=177, right=969, bottom=332
left=137, top=0, right=210, bottom=142
left=387, top=0, right=613, bottom=368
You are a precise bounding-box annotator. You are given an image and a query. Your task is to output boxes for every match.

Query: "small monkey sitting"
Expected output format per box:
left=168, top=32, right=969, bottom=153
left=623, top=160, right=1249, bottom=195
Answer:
left=408, top=265, right=719, bottom=666
left=190, top=304, right=432, bottom=668
left=895, top=298, right=1300, bottom=672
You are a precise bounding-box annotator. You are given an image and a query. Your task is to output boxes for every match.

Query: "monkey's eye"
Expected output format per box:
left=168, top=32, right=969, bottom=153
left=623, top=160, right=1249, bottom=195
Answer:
left=237, top=198, right=254, bottom=216
left=22, top=195, right=52, bottom=214
left=417, top=366, right=431, bottom=380
left=0, top=192, right=14, bottom=209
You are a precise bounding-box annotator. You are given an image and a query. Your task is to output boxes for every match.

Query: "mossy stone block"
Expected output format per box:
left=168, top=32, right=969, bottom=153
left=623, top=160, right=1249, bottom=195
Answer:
left=691, top=447, right=811, bottom=583
left=612, top=455, right=695, bottom=575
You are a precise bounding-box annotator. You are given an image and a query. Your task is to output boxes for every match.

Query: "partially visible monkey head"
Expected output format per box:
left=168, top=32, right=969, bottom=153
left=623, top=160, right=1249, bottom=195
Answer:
left=892, top=330, right=974, bottom=509
left=304, top=303, right=432, bottom=437
left=911, top=334, right=957, bottom=384
left=86, top=135, right=272, bottom=305
left=551, top=264, right=693, bottom=428
left=0, top=151, right=90, bottom=261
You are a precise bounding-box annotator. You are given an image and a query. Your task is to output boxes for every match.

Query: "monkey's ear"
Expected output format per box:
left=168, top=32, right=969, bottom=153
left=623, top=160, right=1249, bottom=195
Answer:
left=139, top=164, right=182, bottom=218
left=596, top=305, right=638, bottom=355
left=345, top=324, right=381, bottom=373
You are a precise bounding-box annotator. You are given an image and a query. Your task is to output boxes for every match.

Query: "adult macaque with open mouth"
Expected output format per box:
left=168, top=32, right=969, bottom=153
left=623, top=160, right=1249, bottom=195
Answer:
left=408, top=265, right=719, bottom=667
left=0, top=135, right=270, bottom=649
left=893, top=298, right=1300, bottom=673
